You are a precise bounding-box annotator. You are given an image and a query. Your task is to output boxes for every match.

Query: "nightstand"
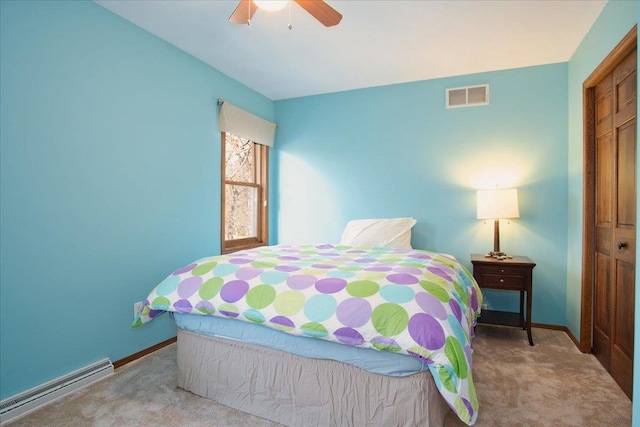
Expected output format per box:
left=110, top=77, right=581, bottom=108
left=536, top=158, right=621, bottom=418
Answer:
left=471, top=254, right=536, bottom=345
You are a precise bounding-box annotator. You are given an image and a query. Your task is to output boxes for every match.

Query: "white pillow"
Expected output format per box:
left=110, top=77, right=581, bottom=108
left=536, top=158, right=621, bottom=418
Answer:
left=339, top=217, right=417, bottom=249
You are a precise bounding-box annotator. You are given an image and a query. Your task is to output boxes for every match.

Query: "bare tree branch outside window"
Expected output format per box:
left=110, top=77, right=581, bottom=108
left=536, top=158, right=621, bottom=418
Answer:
left=224, top=134, right=258, bottom=241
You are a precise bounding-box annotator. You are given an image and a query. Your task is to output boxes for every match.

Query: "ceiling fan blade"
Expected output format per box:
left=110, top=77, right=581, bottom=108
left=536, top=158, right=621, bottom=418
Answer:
left=294, top=0, right=342, bottom=27
left=229, top=0, right=258, bottom=24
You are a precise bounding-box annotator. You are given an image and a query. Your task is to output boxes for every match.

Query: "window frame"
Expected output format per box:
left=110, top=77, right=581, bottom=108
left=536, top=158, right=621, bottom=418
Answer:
left=221, top=131, right=269, bottom=254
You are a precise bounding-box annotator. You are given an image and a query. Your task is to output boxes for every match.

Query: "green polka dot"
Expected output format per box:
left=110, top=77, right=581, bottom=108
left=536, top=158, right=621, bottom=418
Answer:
left=445, top=336, right=468, bottom=379
left=151, top=296, right=171, bottom=309
left=438, top=365, right=457, bottom=393
left=197, top=306, right=216, bottom=315
left=199, top=277, right=224, bottom=300
left=454, top=398, right=472, bottom=425
left=372, top=341, right=402, bottom=352
left=300, top=322, right=328, bottom=338
left=379, top=257, right=403, bottom=264
left=358, top=272, right=386, bottom=281
left=346, top=280, right=380, bottom=298
left=273, top=290, right=305, bottom=316
left=192, top=262, right=217, bottom=276
left=338, top=266, right=362, bottom=272
left=246, top=285, right=276, bottom=309
left=420, top=280, right=450, bottom=302
left=299, top=268, right=327, bottom=276
left=252, top=260, right=277, bottom=268
left=272, top=323, right=295, bottom=333
left=371, top=303, right=408, bottom=336
left=453, top=281, right=469, bottom=306
left=400, top=262, right=425, bottom=268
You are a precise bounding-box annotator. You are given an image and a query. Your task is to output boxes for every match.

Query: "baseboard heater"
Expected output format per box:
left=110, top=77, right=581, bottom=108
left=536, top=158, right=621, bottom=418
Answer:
left=0, top=358, right=114, bottom=425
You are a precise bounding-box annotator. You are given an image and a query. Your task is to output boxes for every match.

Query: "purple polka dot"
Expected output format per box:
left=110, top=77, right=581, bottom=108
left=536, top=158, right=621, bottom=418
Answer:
left=387, top=273, right=419, bottom=285
left=278, top=256, right=300, bottom=261
left=365, top=266, right=393, bottom=272
left=173, top=263, right=196, bottom=275
left=409, top=253, right=431, bottom=260
left=408, top=313, right=446, bottom=349
left=464, top=345, right=473, bottom=367
left=462, top=398, right=474, bottom=417
left=393, top=267, right=423, bottom=275
left=148, top=309, right=163, bottom=319
left=220, top=280, right=250, bottom=303
left=287, top=275, right=317, bottom=290
left=470, top=287, right=479, bottom=311
left=235, top=267, right=263, bottom=280
left=173, top=299, right=193, bottom=313
left=315, top=278, right=347, bottom=294
left=276, top=265, right=301, bottom=272
left=220, top=308, right=239, bottom=318
left=311, top=264, right=336, bottom=269
left=334, top=327, right=364, bottom=346
left=336, top=298, right=372, bottom=328
left=355, top=258, right=376, bottom=263
left=178, top=276, right=203, bottom=298
left=271, top=316, right=295, bottom=328
left=415, top=292, right=448, bottom=319
left=318, top=252, right=339, bottom=257
left=450, top=299, right=462, bottom=322
left=316, top=244, right=334, bottom=250
left=428, top=266, right=453, bottom=280
left=229, top=258, right=253, bottom=264
left=347, top=250, right=366, bottom=254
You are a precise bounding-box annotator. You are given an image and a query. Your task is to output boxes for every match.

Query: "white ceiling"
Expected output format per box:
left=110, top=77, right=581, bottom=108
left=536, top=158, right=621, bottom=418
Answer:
left=95, top=0, right=607, bottom=101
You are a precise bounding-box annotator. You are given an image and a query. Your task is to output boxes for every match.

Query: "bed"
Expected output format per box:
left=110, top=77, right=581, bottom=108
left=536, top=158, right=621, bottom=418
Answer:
left=134, top=243, right=482, bottom=426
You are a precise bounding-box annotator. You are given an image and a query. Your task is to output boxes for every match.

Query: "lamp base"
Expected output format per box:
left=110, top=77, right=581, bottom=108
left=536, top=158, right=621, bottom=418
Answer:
left=484, top=251, right=513, bottom=260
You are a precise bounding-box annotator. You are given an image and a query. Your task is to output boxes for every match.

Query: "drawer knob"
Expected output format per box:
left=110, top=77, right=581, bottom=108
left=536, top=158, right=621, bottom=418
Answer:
left=618, top=241, right=628, bottom=250
left=501, top=269, right=505, bottom=273
left=500, top=278, right=504, bottom=283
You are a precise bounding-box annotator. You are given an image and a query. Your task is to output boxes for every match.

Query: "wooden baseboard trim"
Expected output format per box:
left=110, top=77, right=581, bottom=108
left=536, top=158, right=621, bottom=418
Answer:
left=531, top=323, right=581, bottom=349
left=113, top=336, right=177, bottom=369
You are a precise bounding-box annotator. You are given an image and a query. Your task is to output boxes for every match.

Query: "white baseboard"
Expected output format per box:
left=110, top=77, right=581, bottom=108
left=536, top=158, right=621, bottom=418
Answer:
left=0, top=358, right=114, bottom=425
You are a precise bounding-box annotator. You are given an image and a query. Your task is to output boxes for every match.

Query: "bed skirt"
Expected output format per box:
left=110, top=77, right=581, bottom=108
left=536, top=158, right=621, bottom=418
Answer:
left=177, top=328, right=450, bottom=426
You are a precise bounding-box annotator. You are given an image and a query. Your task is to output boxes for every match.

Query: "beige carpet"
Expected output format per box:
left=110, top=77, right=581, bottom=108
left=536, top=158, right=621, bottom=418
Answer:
left=6, top=326, right=632, bottom=427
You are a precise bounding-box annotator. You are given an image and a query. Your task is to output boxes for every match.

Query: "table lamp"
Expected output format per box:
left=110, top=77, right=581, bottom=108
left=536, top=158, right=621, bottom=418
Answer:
left=477, top=188, right=519, bottom=258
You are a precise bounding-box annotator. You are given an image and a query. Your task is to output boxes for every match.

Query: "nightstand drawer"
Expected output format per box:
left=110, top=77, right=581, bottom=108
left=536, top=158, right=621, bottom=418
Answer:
left=480, top=273, right=524, bottom=289
left=475, top=266, right=525, bottom=277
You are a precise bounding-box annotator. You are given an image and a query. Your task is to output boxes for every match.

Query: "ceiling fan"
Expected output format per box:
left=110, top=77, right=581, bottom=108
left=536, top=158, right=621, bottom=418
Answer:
left=229, top=0, right=342, bottom=27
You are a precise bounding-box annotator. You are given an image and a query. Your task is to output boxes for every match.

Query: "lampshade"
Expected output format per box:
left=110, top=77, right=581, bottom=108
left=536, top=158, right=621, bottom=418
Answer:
left=476, top=188, right=519, bottom=220
left=254, top=0, right=288, bottom=11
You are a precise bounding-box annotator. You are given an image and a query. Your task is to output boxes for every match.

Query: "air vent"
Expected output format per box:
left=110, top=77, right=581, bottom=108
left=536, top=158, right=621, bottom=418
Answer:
left=446, top=84, right=489, bottom=109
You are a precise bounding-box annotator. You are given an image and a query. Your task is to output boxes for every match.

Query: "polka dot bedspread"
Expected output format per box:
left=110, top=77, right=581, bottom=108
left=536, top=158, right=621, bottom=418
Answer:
left=133, top=244, right=483, bottom=425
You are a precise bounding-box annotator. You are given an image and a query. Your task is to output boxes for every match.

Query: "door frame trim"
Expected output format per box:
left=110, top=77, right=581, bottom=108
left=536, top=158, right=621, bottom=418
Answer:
left=580, top=25, right=637, bottom=353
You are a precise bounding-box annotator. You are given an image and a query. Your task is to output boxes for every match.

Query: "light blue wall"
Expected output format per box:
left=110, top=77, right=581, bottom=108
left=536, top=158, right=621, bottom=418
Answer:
left=0, top=0, right=273, bottom=399
left=274, top=63, right=569, bottom=326
left=565, top=1, right=638, bottom=420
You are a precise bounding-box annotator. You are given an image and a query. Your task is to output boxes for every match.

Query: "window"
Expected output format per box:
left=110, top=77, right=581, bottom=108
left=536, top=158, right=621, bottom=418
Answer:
left=221, top=132, right=268, bottom=254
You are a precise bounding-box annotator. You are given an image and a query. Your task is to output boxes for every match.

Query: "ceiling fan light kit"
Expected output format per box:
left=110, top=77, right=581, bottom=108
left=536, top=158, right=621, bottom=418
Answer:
left=229, top=0, right=342, bottom=28
left=253, top=1, right=288, bottom=12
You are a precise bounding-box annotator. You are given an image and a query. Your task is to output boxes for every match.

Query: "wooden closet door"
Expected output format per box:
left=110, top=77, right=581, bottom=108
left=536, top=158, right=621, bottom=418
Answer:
left=593, top=49, right=636, bottom=399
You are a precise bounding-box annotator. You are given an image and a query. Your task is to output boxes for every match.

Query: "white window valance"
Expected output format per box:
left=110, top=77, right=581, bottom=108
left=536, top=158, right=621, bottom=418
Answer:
left=218, top=101, right=276, bottom=147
